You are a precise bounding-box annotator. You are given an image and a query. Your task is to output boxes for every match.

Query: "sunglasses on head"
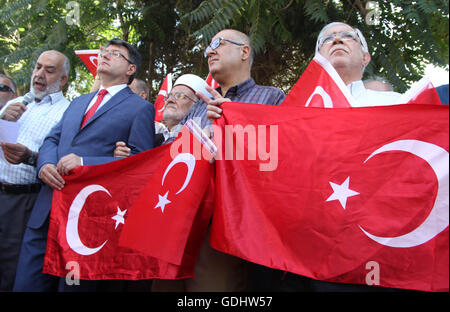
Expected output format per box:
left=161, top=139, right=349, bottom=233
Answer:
left=0, top=84, right=14, bottom=93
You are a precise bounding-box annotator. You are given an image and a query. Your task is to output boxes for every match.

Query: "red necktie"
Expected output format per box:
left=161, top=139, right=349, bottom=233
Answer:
left=81, top=89, right=108, bottom=128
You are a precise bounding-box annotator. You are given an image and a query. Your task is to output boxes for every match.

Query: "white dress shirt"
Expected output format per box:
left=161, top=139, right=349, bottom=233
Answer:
left=85, top=84, right=127, bottom=113
left=0, top=91, right=70, bottom=184
left=348, top=80, right=402, bottom=107
left=155, top=122, right=182, bottom=144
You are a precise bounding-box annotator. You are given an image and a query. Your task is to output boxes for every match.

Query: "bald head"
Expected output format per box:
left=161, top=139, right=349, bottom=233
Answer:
left=215, top=29, right=254, bottom=67
left=206, top=29, right=254, bottom=92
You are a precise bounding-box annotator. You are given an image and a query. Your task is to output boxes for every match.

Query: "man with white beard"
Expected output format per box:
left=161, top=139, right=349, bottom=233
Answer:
left=0, top=50, right=70, bottom=291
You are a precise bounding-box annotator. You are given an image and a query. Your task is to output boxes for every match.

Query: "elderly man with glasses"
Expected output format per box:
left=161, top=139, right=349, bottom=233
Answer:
left=315, top=22, right=401, bottom=106
left=13, top=38, right=155, bottom=292
left=114, top=74, right=213, bottom=157
left=261, top=22, right=406, bottom=292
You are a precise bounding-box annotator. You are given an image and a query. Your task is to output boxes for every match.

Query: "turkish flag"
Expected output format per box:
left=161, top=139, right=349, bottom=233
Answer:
left=282, top=53, right=357, bottom=107
left=119, top=120, right=215, bottom=265
left=43, top=123, right=213, bottom=280
left=75, top=50, right=99, bottom=78
left=396, top=77, right=443, bottom=105
left=206, top=73, right=220, bottom=89
left=154, top=74, right=172, bottom=122
left=210, top=102, right=449, bottom=292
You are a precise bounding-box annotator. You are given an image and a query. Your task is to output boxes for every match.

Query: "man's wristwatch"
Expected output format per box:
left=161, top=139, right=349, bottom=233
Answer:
left=26, top=151, right=38, bottom=167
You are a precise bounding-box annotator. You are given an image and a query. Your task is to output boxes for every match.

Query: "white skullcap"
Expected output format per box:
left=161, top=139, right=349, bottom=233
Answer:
left=173, top=74, right=213, bottom=99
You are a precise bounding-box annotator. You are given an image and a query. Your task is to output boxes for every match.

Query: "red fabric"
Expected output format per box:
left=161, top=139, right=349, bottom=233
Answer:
left=119, top=126, right=214, bottom=265
left=210, top=102, right=449, bottom=292
left=74, top=50, right=99, bottom=78
left=407, top=81, right=442, bottom=105
left=154, top=74, right=172, bottom=122
left=282, top=58, right=352, bottom=108
left=43, top=129, right=212, bottom=280
left=80, top=89, right=108, bottom=128
left=206, top=73, right=220, bottom=89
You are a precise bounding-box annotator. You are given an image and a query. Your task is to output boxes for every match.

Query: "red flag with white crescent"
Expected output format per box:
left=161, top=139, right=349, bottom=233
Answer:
left=206, top=73, right=220, bottom=89
left=43, top=122, right=214, bottom=280
left=119, top=120, right=215, bottom=265
left=74, top=49, right=99, bottom=78
left=282, top=53, right=357, bottom=107
left=154, top=74, right=172, bottom=122
left=211, top=101, right=449, bottom=292
left=395, top=77, right=443, bottom=105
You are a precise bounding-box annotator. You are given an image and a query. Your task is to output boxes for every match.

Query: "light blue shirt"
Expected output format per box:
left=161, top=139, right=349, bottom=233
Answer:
left=0, top=91, right=70, bottom=184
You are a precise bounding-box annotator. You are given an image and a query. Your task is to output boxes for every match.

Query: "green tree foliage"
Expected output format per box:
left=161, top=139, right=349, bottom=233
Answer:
left=0, top=0, right=448, bottom=99
left=181, top=0, right=449, bottom=92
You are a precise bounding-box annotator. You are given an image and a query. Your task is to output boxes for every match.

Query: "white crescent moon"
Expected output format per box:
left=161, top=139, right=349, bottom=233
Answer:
left=359, top=139, right=449, bottom=248
left=162, top=153, right=196, bottom=194
left=305, top=86, right=333, bottom=108
left=66, top=184, right=109, bottom=255
left=89, top=56, right=98, bottom=67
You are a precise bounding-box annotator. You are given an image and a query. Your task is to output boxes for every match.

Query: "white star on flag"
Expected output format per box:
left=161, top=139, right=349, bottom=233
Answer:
left=111, top=206, right=127, bottom=229
left=326, top=176, right=360, bottom=209
left=155, top=191, right=171, bottom=213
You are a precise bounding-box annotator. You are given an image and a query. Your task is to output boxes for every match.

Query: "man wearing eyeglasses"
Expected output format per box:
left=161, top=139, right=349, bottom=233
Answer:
left=13, top=38, right=155, bottom=292
left=262, top=22, right=406, bottom=293
left=173, top=29, right=285, bottom=292
left=315, top=22, right=401, bottom=106
left=180, top=29, right=285, bottom=131
left=0, top=74, right=17, bottom=109
left=114, top=74, right=212, bottom=157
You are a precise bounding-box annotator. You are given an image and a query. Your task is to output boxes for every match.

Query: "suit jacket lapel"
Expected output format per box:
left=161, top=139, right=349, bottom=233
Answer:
left=63, top=92, right=96, bottom=145
left=81, top=87, right=132, bottom=129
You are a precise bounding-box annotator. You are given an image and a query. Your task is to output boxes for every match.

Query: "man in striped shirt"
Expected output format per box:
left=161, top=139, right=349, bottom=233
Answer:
left=0, top=50, right=70, bottom=291
left=180, top=29, right=285, bottom=131
left=175, top=29, right=285, bottom=292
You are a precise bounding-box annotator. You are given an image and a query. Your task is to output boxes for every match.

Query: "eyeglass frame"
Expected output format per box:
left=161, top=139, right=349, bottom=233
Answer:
left=0, top=83, right=15, bottom=93
left=317, top=30, right=362, bottom=50
left=99, top=48, right=134, bottom=64
left=204, top=37, right=245, bottom=58
left=164, top=91, right=197, bottom=103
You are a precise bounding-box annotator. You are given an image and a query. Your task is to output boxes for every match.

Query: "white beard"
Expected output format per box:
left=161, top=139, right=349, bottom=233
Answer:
left=30, top=76, right=62, bottom=100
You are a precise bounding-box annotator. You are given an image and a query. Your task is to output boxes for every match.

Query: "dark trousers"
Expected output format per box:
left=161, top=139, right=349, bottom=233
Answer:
left=13, top=218, right=60, bottom=291
left=0, top=191, right=38, bottom=291
left=13, top=217, right=152, bottom=292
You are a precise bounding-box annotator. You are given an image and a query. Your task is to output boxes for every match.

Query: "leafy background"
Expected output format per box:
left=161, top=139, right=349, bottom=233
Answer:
left=0, top=0, right=448, bottom=100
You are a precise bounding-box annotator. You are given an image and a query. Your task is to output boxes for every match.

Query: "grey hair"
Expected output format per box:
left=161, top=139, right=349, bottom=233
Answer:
left=133, top=78, right=149, bottom=98
left=315, top=22, right=369, bottom=54
left=363, top=75, right=394, bottom=91
left=62, top=56, right=70, bottom=77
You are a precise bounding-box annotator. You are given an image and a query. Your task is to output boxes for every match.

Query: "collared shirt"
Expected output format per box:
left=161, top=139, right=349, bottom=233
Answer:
left=85, top=84, right=127, bottom=113
left=0, top=91, right=70, bottom=184
left=155, top=121, right=181, bottom=145
left=179, top=78, right=286, bottom=129
left=348, top=80, right=402, bottom=107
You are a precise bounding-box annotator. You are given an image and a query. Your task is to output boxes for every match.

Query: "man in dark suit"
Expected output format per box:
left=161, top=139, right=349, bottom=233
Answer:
left=13, top=38, right=155, bottom=291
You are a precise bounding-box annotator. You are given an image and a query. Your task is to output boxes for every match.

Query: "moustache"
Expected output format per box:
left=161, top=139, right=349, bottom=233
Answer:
left=330, top=45, right=350, bottom=55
